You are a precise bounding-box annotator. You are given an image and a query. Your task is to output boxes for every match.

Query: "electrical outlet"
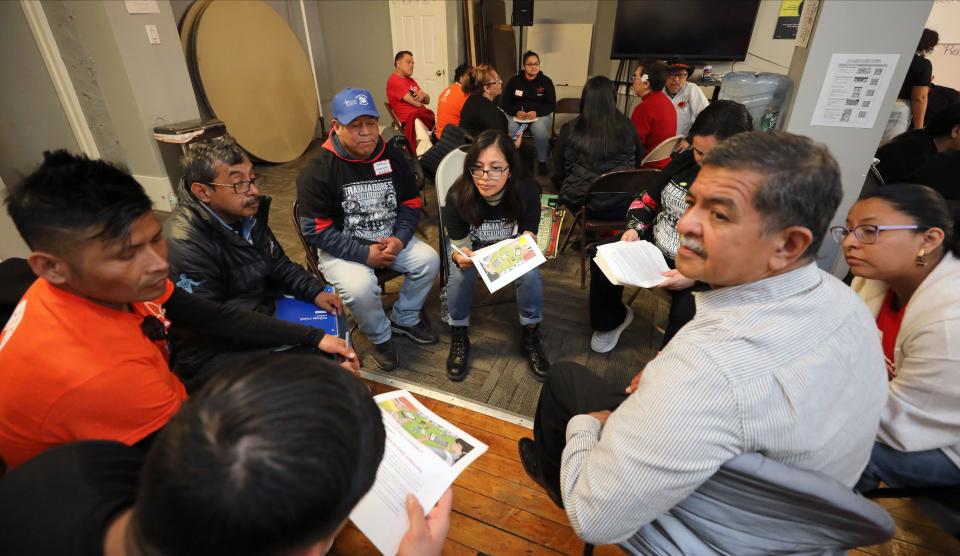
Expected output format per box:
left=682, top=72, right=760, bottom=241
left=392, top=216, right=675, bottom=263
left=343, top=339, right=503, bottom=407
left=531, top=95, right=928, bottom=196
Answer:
left=145, top=24, right=160, bottom=44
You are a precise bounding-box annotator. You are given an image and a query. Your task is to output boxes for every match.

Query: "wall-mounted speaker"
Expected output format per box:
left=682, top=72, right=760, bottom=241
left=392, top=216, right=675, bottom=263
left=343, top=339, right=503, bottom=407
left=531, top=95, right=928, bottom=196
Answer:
left=512, top=0, right=534, bottom=27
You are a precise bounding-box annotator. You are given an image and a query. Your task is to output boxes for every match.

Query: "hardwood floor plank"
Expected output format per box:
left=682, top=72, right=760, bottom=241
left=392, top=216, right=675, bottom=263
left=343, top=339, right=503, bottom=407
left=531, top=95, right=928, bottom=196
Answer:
left=446, top=511, right=566, bottom=555
left=455, top=466, right=570, bottom=525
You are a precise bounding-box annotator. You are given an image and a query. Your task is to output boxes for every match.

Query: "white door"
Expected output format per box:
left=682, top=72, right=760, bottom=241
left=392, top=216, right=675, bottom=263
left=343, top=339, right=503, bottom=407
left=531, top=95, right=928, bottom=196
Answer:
left=389, top=0, right=448, bottom=111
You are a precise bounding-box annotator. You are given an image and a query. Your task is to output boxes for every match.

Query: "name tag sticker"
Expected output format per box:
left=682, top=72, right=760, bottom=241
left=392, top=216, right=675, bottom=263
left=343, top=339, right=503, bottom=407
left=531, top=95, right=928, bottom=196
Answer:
left=373, top=160, right=393, bottom=176
left=514, top=89, right=524, bottom=97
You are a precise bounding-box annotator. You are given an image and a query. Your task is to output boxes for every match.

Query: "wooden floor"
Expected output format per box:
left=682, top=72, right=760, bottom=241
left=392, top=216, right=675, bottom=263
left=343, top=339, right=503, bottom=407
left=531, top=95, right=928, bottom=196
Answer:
left=259, top=138, right=959, bottom=555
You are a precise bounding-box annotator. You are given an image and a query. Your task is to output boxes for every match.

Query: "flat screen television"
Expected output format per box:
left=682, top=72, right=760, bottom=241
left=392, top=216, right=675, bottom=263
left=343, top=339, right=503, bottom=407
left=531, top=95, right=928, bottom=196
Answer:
left=611, top=0, right=761, bottom=61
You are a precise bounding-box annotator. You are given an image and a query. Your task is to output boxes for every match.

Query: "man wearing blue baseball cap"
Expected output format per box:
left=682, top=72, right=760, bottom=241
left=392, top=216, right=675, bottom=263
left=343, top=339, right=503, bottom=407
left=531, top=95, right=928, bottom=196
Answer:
left=297, top=88, right=439, bottom=371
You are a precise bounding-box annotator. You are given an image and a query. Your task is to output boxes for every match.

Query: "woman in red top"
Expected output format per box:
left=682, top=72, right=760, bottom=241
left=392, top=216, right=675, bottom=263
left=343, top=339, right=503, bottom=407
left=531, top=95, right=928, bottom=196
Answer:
left=833, top=184, right=960, bottom=492
left=629, top=60, right=677, bottom=170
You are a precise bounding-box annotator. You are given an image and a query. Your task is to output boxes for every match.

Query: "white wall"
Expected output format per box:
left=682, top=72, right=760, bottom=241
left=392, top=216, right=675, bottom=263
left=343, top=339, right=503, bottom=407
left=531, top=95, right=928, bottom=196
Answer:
left=926, top=0, right=960, bottom=90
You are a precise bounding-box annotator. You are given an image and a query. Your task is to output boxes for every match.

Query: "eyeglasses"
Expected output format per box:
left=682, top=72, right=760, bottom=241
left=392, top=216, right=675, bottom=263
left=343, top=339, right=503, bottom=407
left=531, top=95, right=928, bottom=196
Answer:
left=630, top=74, right=649, bottom=83
left=469, top=166, right=509, bottom=180
left=830, top=224, right=923, bottom=244
left=524, top=62, right=540, bottom=67
left=205, top=175, right=265, bottom=194
left=483, top=78, right=503, bottom=86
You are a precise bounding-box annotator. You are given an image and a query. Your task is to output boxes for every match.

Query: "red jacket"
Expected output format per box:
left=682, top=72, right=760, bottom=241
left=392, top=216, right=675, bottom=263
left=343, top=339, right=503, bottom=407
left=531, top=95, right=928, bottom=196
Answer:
left=631, top=91, right=678, bottom=170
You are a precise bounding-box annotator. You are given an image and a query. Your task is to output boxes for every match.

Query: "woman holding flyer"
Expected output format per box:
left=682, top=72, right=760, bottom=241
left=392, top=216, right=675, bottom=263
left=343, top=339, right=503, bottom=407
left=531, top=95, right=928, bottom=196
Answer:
left=443, top=130, right=548, bottom=382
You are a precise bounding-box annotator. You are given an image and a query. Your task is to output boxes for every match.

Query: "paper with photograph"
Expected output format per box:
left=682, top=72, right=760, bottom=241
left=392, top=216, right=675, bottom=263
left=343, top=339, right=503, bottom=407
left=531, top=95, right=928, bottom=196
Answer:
left=349, top=390, right=487, bottom=555
left=471, top=234, right=547, bottom=293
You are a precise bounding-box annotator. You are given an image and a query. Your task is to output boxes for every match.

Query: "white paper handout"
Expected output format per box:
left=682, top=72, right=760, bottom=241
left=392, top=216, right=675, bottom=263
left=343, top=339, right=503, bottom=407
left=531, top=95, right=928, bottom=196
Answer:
left=809, top=53, right=900, bottom=128
left=594, top=240, right=670, bottom=288
left=470, top=234, right=547, bottom=293
left=349, top=390, right=487, bottom=555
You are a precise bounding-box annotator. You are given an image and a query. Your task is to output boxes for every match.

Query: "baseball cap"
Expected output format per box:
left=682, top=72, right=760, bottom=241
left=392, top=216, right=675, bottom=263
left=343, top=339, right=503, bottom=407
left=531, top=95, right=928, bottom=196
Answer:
left=668, top=63, right=691, bottom=76
left=332, top=88, right=380, bottom=124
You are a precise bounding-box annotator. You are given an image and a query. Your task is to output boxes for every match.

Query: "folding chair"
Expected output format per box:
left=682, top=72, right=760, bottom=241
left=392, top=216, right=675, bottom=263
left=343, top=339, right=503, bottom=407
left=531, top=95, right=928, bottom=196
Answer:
left=559, top=169, right=661, bottom=288
left=640, top=135, right=684, bottom=167
left=551, top=97, right=581, bottom=142
left=384, top=101, right=403, bottom=133
left=290, top=200, right=401, bottom=293
left=583, top=453, right=895, bottom=555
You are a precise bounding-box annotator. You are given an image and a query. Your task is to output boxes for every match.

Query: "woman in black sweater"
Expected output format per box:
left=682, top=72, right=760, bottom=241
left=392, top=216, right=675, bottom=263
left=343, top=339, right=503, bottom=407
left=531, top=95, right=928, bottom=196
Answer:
left=443, top=130, right=547, bottom=382
left=502, top=51, right=557, bottom=172
left=459, top=65, right=520, bottom=146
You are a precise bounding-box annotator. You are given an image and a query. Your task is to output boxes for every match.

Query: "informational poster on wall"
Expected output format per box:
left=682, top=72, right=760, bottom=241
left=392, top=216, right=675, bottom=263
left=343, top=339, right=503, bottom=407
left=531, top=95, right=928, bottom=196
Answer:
left=810, top=54, right=900, bottom=128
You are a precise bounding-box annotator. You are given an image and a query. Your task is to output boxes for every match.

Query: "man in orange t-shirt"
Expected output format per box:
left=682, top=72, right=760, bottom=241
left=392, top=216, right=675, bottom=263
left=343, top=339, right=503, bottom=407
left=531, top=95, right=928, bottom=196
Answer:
left=0, top=151, right=356, bottom=470
left=435, top=63, right=470, bottom=139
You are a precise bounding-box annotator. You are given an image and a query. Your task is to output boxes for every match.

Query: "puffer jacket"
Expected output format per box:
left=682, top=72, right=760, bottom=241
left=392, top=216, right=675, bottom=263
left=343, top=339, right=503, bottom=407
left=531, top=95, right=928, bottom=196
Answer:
left=554, top=117, right=643, bottom=212
left=163, top=189, right=326, bottom=374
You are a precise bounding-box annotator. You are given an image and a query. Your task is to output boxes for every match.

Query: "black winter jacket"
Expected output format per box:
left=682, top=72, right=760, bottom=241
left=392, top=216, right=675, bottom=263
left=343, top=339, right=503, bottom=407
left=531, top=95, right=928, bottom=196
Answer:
left=553, top=118, right=643, bottom=211
left=164, top=192, right=326, bottom=374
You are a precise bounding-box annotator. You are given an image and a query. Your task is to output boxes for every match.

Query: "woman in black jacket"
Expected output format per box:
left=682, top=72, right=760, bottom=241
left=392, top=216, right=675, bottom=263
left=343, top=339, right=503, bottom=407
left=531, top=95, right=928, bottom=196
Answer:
left=459, top=65, right=519, bottom=146
left=443, top=130, right=548, bottom=382
left=502, top=51, right=557, bottom=173
left=554, top=76, right=642, bottom=218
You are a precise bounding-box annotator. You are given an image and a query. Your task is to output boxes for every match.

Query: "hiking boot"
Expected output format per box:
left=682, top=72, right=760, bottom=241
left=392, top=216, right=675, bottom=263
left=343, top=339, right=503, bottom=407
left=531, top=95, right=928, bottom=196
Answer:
left=520, top=324, right=549, bottom=381
left=371, top=339, right=399, bottom=371
left=391, top=317, right=439, bottom=345
left=447, top=326, right=470, bottom=381
left=590, top=306, right=634, bottom=354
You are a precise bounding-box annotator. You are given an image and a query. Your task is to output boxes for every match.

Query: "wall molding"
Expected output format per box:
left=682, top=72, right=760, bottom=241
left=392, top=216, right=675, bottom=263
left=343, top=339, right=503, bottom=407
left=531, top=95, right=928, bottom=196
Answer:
left=20, top=0, right=100, bottom=158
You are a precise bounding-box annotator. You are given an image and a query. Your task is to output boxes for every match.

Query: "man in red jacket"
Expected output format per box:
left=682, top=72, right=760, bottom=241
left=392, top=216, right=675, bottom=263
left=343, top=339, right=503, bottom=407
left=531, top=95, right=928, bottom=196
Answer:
left=631, top=60, right=678, bottom=170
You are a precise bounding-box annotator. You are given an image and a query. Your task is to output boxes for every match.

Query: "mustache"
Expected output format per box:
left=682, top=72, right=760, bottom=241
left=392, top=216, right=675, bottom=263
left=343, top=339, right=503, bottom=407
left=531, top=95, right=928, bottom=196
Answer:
left=679, top=234, right=706, bottom=257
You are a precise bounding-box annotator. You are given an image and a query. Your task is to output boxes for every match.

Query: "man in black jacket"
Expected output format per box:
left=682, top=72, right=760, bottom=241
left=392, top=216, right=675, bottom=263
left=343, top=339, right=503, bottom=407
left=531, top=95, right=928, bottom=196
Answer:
left=297, top=88, right=439, bottom=372
left=165, top=136, right=347, bottom=388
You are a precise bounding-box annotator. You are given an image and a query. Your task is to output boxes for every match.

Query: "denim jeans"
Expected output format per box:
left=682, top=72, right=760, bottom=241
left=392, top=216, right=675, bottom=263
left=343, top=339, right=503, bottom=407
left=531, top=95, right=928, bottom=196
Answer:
left=855, top=441, right=960, bottom=491
left=317, top=235, right=439, bottom=344
left=446, top=262, right=543, bottom=327
left=508, top=113, right=553, bottom=163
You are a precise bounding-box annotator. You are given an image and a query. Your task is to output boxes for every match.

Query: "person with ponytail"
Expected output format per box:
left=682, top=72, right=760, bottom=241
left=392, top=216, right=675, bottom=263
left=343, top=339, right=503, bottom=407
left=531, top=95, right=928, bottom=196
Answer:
left=833, top=184, right=960, bottom=491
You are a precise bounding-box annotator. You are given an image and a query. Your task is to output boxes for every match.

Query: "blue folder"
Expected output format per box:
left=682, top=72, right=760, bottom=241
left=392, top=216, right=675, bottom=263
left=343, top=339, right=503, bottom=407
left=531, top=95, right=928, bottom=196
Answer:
left=275, top=295, right=340, bottom=337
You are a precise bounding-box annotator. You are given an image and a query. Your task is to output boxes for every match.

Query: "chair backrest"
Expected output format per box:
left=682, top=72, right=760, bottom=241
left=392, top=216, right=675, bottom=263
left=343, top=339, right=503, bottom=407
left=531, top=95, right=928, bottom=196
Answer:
left=588, top=169, right=661, bottom=196
left=624, top=453, right=896, bottom=555
left=555, top=97, right=582, bottom=114
left=859, top=158, right=886, bottom=199
left=435, top=146, right=469, bottom=209
left=640, top=135, right=684, bottom=166
left=384, top=101, right=403, bottom=131
left=291, top=200, right=322, bottom=279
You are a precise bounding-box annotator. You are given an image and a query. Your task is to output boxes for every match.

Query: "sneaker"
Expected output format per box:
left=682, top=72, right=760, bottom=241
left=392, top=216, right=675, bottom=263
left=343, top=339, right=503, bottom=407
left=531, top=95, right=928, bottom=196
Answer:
left=446, top=326, right=470, bottom=381
left=371, top=339, right=399, bottom=371
left=590, top=306, right=633, bottom=353
left=391, top=317, right=439, bottom=345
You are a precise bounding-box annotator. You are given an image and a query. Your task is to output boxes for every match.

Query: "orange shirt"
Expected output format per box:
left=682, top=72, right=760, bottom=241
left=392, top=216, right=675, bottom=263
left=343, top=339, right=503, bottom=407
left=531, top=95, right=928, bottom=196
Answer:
left=435, top=82, right=467, bottom=138
left=0, top=279, right=187, bottom=469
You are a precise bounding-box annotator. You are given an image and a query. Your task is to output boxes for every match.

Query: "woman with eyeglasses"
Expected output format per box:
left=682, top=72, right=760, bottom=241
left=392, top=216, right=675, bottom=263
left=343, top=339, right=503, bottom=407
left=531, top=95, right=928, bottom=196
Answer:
left=442, top=130, right=548, bottom=382
left=501, top=51, right=557, bottom=175
left=459, top=65, right=520, bottom=148
left=834, top=184, right=960, bottom=492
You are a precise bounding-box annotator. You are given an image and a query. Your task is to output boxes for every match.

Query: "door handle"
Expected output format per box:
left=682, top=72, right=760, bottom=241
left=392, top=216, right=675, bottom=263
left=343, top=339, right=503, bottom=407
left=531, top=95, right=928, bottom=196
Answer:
left=436, top=70, right=443, bottom=76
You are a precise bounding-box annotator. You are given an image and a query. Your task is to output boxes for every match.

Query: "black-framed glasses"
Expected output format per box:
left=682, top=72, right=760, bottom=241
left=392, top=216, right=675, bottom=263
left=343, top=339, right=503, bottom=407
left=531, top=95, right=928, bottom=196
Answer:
left=830, top=224, right=923, bottom=244
left=524, top=61, right=540, bottom=67
left=205, top=175, right=265, bottom=194
left=469, top=166, right=509, bottom=180
left=483, top=78, right=503, bottom=86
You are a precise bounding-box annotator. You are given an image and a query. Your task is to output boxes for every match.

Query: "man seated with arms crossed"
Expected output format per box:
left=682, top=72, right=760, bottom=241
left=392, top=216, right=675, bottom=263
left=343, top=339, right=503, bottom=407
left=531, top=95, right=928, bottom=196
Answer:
left=0, top=353, right=452, bottom=556
left=165, top=135, right=343, bottom=392
left=0, top=151, right=356, bottom=470
left=298, top=88, right=439, bottom=371
left=387, top=50, right=436, bottom=153
left=517, top=132, right=888, bottom=549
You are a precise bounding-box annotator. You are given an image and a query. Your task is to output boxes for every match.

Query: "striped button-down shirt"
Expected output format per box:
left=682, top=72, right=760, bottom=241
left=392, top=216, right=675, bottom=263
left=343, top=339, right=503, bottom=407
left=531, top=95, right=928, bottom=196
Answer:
left=561, top=262, right=888, bottom=545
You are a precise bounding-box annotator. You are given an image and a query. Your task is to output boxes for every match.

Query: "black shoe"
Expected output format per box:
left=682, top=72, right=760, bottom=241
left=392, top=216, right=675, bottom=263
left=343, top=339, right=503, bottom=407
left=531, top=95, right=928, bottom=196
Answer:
left=538, top=161, right=549, bottom=176
left=447, top=326, right=470, bottom=381
left=391, top=318, right=439, bottom=345
left=371, top=339, right=399, bottom=371
left=521, top=324, right=550, bottom=382
left=518, top=438, right=563, bottom=508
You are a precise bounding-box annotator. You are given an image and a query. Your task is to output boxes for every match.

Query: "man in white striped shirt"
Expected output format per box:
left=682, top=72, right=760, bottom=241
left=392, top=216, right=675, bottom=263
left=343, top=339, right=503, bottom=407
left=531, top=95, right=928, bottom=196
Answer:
left=519, top=131, right=888, bottom=547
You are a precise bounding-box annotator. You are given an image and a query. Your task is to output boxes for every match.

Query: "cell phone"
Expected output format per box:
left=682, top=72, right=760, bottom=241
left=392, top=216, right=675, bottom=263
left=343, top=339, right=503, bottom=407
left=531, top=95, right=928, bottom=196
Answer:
left=512, top=123, right=529, bottom=141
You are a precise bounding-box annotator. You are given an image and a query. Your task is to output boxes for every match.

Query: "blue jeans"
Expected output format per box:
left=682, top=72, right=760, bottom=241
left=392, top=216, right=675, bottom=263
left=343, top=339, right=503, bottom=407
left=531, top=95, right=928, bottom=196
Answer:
left=856, top=441, right=960, bottom=491
left=508, top=114, right=553, bottom=162
left=446, top=263, right=543, bottom=327
left=317, top=235, right=439, bottom=344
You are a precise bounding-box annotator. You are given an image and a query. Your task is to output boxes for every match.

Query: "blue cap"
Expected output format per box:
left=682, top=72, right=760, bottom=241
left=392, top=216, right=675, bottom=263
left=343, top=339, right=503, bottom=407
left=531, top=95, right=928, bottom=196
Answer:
left=332, top=88, right=380, bottom=124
